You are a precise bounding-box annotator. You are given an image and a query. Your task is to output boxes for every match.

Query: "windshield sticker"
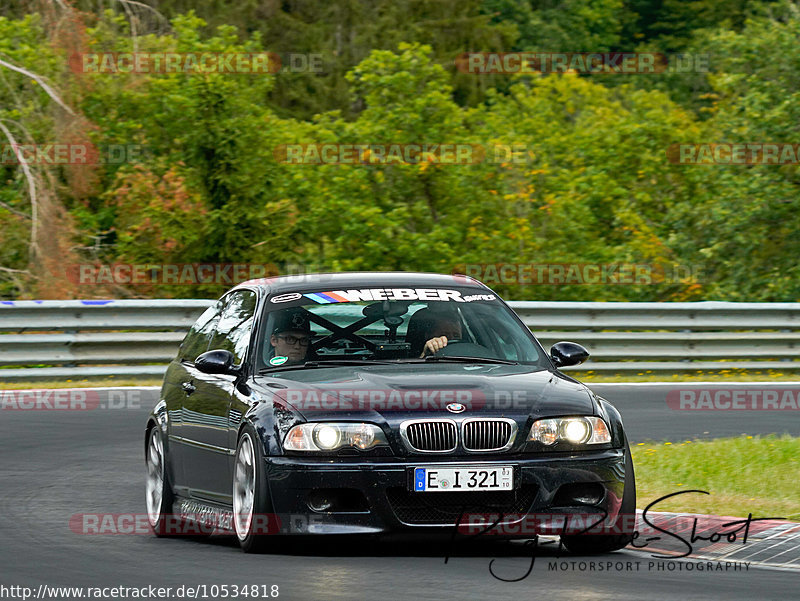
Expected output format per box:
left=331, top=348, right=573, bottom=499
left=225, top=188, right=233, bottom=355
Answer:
left=269, top=356, right=289, bottom=366
left=270, top=292, right=302, bottom=303
left=302, top=289, right=496, bottom=304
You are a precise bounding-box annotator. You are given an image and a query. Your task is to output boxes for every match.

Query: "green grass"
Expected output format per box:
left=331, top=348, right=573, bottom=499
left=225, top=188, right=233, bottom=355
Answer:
left=631, top=434, right=800, bottom=519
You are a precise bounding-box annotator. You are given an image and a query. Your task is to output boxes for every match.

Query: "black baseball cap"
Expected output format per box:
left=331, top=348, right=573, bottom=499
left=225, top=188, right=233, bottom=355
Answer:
left=272, top=308, right=312, bottom=336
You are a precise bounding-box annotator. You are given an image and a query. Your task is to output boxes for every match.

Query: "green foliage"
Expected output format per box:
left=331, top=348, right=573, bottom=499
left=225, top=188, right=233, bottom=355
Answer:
left=623, top=0, right=773, bottom=51
left=662, top=3, right=800, bottom=300
left=77, top=12, right=305, bottom=278
left=0, top=2, right=799, bottom=301
left=0, top=14, right=64, bottom=295
left=484, top=0, right=630, bottom=52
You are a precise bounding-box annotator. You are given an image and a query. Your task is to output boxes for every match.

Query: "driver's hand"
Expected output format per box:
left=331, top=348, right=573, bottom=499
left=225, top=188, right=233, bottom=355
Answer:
left=421, top=336, right=448, bottom=358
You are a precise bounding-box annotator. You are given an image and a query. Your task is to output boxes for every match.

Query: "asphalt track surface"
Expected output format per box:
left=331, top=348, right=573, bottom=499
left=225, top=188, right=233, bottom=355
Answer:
left=589, top=382, right=800, bottom=442
left=1, top=384, right=798, bottom=600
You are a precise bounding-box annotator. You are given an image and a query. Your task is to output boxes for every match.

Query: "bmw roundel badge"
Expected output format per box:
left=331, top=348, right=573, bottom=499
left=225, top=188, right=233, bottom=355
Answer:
left=446, top=402, right=466, bottom=413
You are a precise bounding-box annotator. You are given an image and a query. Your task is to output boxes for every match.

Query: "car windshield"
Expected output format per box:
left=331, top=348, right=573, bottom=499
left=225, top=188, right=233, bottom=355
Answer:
left=257, top=287, right=544, bottom=370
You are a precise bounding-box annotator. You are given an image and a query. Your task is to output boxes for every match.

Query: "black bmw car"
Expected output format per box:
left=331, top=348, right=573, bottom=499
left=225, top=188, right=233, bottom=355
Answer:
left=145, top=272, right=635, bottom=553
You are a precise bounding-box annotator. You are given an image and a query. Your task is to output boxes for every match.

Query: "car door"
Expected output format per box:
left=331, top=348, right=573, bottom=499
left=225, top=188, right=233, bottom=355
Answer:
left=181, top=289, right=257, bottom=503
left=165, top=300, right=222, bottom=497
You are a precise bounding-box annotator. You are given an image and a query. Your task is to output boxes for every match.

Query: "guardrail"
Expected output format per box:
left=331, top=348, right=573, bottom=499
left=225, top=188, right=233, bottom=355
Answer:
left=1, top=299, right=798, bottom=380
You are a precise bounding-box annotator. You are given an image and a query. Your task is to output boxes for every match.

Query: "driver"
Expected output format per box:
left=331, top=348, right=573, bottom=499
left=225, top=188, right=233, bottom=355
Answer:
left=420, top=315, right=462, bottom=357
left=268, top=309, right=313, bottom=365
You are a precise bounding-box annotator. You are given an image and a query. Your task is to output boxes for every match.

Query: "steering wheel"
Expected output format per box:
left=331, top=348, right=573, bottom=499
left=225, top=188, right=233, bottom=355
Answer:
left=433, top=341, right=496, bottom=359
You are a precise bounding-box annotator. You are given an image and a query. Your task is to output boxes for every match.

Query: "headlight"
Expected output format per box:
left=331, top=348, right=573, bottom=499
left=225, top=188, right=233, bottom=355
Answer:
left=284, top=423, right=389, bottom=452
left=314, top=424, right=341, bottom=450
left=528, top=417, right=611, bottom=446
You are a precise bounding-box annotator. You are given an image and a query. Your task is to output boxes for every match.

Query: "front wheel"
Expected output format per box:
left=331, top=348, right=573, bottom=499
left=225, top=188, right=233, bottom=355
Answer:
left=560, top=443, right=636, bottom=554
left=233, top=425, right=274, bottom=553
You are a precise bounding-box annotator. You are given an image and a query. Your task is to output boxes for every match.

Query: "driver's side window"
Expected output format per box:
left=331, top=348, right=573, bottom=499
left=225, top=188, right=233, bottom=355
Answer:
left=179, top=302, right=222, bottom=363
left=207, top=290, right=257, bottom=365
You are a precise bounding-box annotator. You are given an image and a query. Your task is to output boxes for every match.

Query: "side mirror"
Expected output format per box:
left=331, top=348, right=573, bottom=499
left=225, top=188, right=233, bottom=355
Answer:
left=550, top=341, right=590, bottom=368
left=195, top=349, right=239, bottom=375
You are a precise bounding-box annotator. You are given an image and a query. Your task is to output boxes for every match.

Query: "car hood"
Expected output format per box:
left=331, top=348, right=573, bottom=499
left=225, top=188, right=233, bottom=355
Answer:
left=252, top=363, right=597, bottom=423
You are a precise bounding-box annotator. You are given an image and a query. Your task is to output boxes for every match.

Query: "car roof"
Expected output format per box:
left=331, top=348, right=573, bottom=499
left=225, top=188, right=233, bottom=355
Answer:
left=231, top=271, right=489, bottom=295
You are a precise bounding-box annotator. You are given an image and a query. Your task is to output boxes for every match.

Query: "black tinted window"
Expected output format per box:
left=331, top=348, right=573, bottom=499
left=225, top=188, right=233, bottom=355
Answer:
left=208, top=290, right=257, bottom=364
left=179, top=302, right=221, bottom=362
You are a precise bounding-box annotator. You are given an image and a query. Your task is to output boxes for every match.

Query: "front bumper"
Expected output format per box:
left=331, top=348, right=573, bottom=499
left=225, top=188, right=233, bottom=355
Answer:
left=265, top=448, right=627, bottom=536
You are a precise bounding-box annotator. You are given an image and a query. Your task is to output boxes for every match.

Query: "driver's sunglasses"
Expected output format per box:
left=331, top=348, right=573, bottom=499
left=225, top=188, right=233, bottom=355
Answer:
left=277, top=334, right=310, bottom=347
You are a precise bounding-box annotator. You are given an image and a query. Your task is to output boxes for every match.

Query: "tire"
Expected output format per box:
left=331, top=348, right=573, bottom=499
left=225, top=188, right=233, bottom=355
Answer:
left=145, top=426, right=176, bottom=536
left=560, top=442, right=636, bottom=555
left=233, top=424, right=274, bottom=553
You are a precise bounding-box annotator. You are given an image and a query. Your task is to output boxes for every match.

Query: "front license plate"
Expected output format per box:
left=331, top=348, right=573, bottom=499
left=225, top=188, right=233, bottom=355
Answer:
left=413, top=465, right=513, bottom=492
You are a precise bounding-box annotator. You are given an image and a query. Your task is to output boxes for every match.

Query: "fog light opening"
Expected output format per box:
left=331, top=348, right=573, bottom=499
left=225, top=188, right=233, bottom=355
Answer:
left=307, top=491, right=334, bottom=512
left=306, top=488, right=370, bottom=513
left=552, top=483, right=605, bottom=507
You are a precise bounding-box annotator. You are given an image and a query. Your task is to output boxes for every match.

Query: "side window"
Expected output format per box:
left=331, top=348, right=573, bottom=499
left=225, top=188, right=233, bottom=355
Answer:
left=179, top=302, right=222, bottom=363
left=207, top=290, right=257, bottom=364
